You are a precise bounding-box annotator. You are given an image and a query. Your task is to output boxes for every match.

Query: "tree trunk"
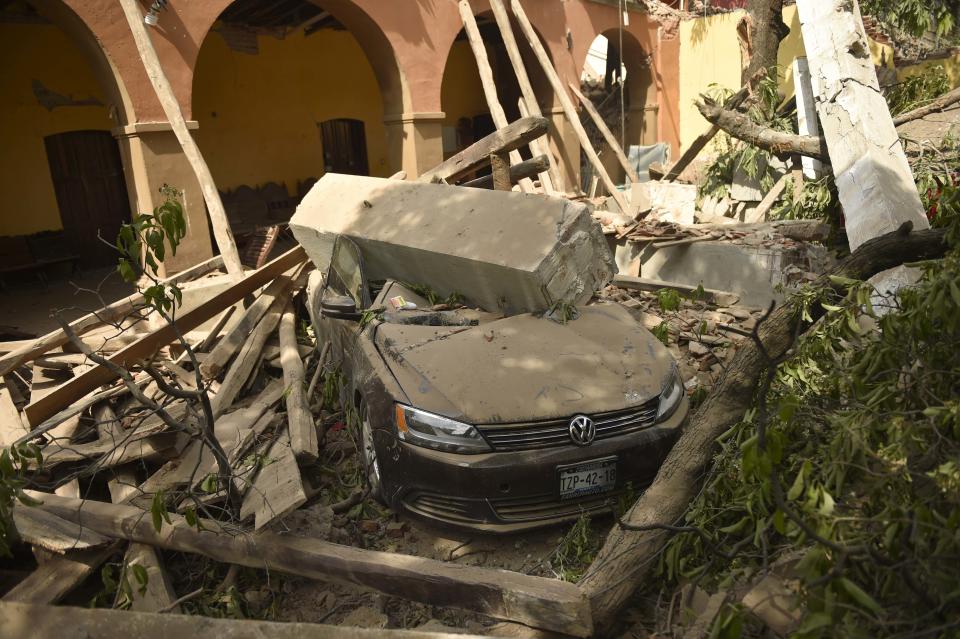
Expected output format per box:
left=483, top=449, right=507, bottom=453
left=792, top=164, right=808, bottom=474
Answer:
left=740, top=0, right=789, bottom=88
left=578, top=225, right=949, bottom=632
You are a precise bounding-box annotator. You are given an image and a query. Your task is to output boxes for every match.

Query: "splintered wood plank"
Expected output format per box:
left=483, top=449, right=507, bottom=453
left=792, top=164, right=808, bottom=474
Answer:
left=29, top=492, right=593, bottom=636
left=12, top=503, right=110, bottom=553
left=121, top=544, right=180, bottom=613
left=2, top=543, right=120, bottom=604
left=23, top=247, right=306, bottom=427
left=239, top=430, right=307, bottom=529
left=278, top=303, right=317, bottom=462
left=417, top=116, right=548, bottom=184
left=0, top=601, right=492, bottom=638
left=0, top=383, right=25, bottom=447
left=200, top=267, right=297, bottom=379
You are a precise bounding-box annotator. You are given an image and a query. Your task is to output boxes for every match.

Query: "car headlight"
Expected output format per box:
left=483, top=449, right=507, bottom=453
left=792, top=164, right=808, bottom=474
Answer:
left=656, top=365, right=684, bottom=422
left=394, top=404, right=491, bottom=454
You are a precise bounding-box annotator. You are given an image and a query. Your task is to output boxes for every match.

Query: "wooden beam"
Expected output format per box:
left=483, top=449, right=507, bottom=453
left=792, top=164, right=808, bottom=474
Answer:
left=461, top=154, right=550, bottom=189
left=418, top=116, right=548, bottom=185
left=199, top=269, right=295, bottom=379
left=0, top=383, right=25, bottom=447
left=569, top=83, right=640, bottom=183
left=278, top=302, right=318, bottom=462
left=0, top=601, right=491, bottom=638
left=1, top=544, right=120, bottom=604
left=612, top=274, right=740, bottom=306
left=489, top=0, right=561, bottom=192
left=239, top=429, right=307, bottom=530
left=0, top=256, right=223, bottom=378
left=118, top=0, right=244, bottom=279
left=795, top=0, right=929, bottom=250
left=29, top=492, right=593, bottom=636
left=509, top=0, right=627, bottom=211
left=23, top=247, right=306, bottom=428
left=457, top=1, right=534, bottom=194
left=211, top=276, right=298, bottom=416
left=744, top=172, right=790, bottom=224
left=489, top=152, right=512, bottom=191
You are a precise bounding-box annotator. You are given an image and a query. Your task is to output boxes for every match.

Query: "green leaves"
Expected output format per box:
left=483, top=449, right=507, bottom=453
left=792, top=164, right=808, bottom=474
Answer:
left=657, top=288, right=682, bottom=313
left=150, top=491, right=172, bottom=533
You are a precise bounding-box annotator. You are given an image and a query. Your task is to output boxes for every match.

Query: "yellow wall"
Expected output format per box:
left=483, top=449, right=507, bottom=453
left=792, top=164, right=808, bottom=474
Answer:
left=678, top=12, right=745, bottom=152
left=898, top=54, right=960, bottom=89
left=193, top=27, right=389, bottom=193
left=0, top=23, right=113, bottom=236
left=440, top=39, right=489, bottom=130
left=678, top=6, right=895, bottom=153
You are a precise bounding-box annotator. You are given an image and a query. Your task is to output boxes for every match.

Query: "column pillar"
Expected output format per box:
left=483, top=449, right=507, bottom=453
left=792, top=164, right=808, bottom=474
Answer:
left=544, top=106, right=581, bottom=194
left=383, top=111, right=446, bottom=179
left=113, top=121, right=214, bottom=277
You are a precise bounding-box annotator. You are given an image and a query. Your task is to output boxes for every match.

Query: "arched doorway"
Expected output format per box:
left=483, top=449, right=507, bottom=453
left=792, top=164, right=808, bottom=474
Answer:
left=192, top=0, right=390, bottom=236
left=578, top=30, right=657, bottom=185
left=439, top=12, right=553, bottom=167
left=0, top=0, right=133, bottom=268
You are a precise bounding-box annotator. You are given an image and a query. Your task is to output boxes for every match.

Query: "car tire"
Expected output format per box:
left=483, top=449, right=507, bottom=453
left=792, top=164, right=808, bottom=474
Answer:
left=357, top=398, right=385, bottom=503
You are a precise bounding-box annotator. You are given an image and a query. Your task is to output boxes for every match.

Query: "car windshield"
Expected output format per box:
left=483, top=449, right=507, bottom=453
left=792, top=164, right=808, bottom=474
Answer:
left=327, top=236, right=367, bottom=307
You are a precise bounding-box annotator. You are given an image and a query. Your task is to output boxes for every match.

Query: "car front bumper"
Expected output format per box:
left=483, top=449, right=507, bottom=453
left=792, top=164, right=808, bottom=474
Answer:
left=375, top=396, right=689, bottom=533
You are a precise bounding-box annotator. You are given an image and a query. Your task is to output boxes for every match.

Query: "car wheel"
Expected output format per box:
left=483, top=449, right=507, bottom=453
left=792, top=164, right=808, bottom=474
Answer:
left=358, top=399, right=384, bottom=503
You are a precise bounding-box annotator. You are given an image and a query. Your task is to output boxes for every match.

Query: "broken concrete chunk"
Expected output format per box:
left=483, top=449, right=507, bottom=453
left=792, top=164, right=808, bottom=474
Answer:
left=289, top=174, right=616, bottom=314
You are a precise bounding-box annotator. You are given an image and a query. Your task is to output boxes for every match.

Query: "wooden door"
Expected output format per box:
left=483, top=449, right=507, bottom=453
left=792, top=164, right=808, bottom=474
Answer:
left=44, top=130, right=132, bottom=267
left=320, top=119, right=369, bottom=176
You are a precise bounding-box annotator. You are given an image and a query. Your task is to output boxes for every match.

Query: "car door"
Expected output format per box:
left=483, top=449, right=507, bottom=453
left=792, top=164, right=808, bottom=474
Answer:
left=317, top=236, right=371, bottom=386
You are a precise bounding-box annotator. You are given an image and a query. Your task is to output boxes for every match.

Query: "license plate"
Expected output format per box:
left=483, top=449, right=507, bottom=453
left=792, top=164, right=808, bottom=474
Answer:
left=558, top=457, right=617, bottom=500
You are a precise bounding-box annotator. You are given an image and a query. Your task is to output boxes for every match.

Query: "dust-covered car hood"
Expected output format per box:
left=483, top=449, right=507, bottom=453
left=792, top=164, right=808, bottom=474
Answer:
left=373, top=302, right=675, bottom=425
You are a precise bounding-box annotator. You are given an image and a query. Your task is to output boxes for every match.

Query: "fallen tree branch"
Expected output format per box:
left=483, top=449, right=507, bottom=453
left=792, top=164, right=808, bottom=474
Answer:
left=577, top=223, right=949, bottom=632
left=696, top=96, right=828, bottom=161
left=27, top=492, right=594, bottom=636
left=892, top=85, right=960, bottom=127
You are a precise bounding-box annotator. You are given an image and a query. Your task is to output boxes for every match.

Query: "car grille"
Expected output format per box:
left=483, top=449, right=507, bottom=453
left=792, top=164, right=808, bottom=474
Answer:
left=491, top=492, right=620, bottom=522
left=404, top=492, right=484, bottom=525
left=475, top=397, right=660, bottom=451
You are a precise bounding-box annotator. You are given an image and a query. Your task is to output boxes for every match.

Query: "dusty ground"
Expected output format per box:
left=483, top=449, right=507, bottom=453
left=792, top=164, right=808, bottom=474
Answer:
left=0, top=266, right=134, bottom=336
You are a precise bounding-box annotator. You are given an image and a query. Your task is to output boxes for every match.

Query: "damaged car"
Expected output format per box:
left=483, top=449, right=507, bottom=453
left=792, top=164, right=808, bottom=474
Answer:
left=306, top=235, right=689, bottom=532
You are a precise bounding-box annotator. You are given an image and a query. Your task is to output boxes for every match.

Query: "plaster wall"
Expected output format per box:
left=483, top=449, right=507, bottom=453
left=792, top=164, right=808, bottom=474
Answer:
left=0, top=22, right=114, bottom=236
left=193, top=28, right=389, bottom=195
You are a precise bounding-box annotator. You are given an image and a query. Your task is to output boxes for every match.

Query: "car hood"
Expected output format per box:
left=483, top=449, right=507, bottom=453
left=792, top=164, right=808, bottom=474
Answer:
left=373, top=302, right=676, bottom=425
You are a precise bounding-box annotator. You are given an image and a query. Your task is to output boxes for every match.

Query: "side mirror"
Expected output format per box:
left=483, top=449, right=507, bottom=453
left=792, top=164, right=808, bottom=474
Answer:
left=321, top=293, right=360, bottom=320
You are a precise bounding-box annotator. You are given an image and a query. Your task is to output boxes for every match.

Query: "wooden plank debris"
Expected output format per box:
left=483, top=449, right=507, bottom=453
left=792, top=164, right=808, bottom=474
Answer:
left=30, top=492, right=594, bottom=636
left=239, top=430, right=307, bottom=530
left=461, top=154, right=550, bottom=190
left=1, top=544, right=120, bottom=604
left=200, top=268, right=298, bottom=379
left=613, top=274, right=740, bottom=306
left=458, top=1, right=535, bottom=194
left=510, top=0, right=627, bottom=211
left=23, top=247, right=306, bottom=427
left=118, top=0, right=243, bottom=279
left=570, top=83, right=640, bottom=184
left=279, top=302, right=318, bottom=462
left=418, top=116, right=548, bottom=185
left=12, top=503, right=110, bottom=553
left=0, top=382, right=25, bottom=447
left=0, top=601, right=491, bottom=639
left=489, top=0, right=560, bottom=192
left=744, top=172, right=790, bottom=224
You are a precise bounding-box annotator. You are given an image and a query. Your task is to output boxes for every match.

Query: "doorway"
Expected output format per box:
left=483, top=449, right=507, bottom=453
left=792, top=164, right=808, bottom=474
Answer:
left=320, top=118, right=369, bottom=176
left=44, top=130, right=131, bottom=267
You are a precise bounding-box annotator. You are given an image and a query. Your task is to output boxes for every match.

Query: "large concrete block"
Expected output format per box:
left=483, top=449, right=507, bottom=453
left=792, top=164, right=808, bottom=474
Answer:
left=289, top=174, right=616, bottom=314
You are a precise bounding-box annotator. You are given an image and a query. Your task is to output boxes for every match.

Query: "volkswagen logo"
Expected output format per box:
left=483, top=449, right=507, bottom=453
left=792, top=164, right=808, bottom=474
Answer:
left=569, top=415, right=596, bottom=446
